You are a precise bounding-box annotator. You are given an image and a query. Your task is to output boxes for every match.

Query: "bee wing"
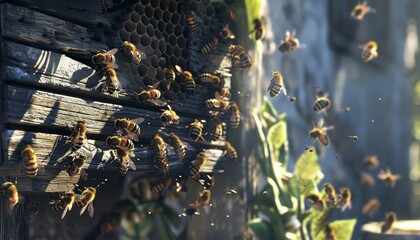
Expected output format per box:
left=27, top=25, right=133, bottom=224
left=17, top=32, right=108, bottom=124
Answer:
left=123, top=129, right=139, bottom=141
left=80, top=169, right=88, bottom=181
left=107, top=62, right=119, bottom=69
left=132, top=117, right=145, bottom=124
left=136, top=49, right=147, bottom=60
left=61, top=204, right=71, bottom=219
left=318, top=118, right=324, bottom=128
left=191, top=10, right=204, bottom=24
left=105, top=48, right=118, bottom=55
left=88, top=202, right=95, bottom=217
left=147, top=99, right=167, bottom=107
left=128, top=158, right=137, bottom=171
left=80, top=202, right=89, bottom=216
left=75, top=193, right=85, bottom=202
left=38, top=164, right=46, bottom=174
left=175, top=65, right=183, bottom=74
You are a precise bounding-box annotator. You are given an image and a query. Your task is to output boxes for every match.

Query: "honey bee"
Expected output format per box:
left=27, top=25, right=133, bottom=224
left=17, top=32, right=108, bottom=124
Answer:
left=137, top=88, right=165, bottom=106
left=160, top=105, right=179, bottom=125
left=220, top=26, right=235, bottom=40
left=360, top=41, right=378, bottom=62
left=224, top=141, right=238, bottom=161
left=226, top=189, right=237, bottom=195
left=219, top=87, right=231, bottom=100
left=313, top=95, right=332, bottom=114
left=307, top=194, right=325, bottom=211
left=364, top=155, right=379, bottom=168
left=337, top=188, right=351, bottom=211
left=21, top=145, right=43, bottom=177
left=186, top=119, right=205, bottom=141
left=309, top=118, right=334, bottom=146
left=381, top=212, right=397, bottom=233
left=268, top=71, right=287, bottom=97
left=349, top=135, right=359, bottom=142
left=0, top=178, right=22, bottom=214
left=223, top=8, right=237, bottom=21
left=151, top=177, right=172, bottom=192
left=351, top=1, right=376, bottom=21
left=99, top=66, right=121, bottom=97
left=167, top=133, right=186, bottom=160
left=190, top=151, right=207, bottom=180
left=114, top=117, right=145, bottom=141
left=378, top=169, right=400, bottom=187
left=325, top=224, right=335, bottom=240
left=251, top=18, right=265, bottom=40
left=199, top=73, right=224, bottom=90
left=322, top=183, right=337, bottom=208
left=120, top=41, right=146, bottom=65
left=360, top=171, right=375, bottom=186
left=290, top=96, right=297, bottom=102
left=68, top=119, right=90, bottom=152
left=278, top=30, right=304, bottom=53
left=50, top=191, right=75, bottom=219
left=106, top=136, right=135, bottom=152
left=198, top=175, right=214, bottom=190
left=92, top=48, right=118, bottom=68
left=205, top=96, right=230, bottom=112
left=228, top=45, right=253, bottom=69
left=362, top=198, right=380, bottom=217
left=109, top=148, right=136, bottom=175
left=201, top=36, right=219, bottom=54
left=185, top=10, right=200, bottom=31
left=164, top=67, right=176, bottom=82
left=186, top=189, right=211, bottom=215
left=152, top=135, right=169, bottom=175
left=65, top=154, right=88, bottom=180
left=206, top=118, right=224, bottom=141
left=228, top=102, right=241, bottom=128
left=175, top=65, right=196, bottom=95
left=75, top=187, right=96, bottom=217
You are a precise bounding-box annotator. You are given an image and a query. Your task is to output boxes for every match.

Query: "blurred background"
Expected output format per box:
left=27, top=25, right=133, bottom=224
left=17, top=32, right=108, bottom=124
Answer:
left=5, top=0, right=419, bottom=239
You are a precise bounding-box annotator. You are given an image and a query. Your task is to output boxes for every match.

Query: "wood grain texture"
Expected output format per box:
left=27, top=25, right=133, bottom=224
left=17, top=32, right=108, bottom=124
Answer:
left=0, top=196, right=29, bottom=240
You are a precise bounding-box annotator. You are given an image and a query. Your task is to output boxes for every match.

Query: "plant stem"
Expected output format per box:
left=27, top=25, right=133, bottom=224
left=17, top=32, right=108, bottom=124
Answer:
left=298, top=195, right=309, bottom=240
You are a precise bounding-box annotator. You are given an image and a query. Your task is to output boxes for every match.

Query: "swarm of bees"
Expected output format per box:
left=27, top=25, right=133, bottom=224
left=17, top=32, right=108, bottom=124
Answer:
left=307, top=183, right=352, bottom=212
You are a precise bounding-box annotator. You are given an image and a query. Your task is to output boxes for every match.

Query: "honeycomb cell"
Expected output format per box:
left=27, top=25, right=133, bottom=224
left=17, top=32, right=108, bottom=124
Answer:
left=140, top=0, right=150, bottom=5
left=159, top=58, right=167, bottom=67
left=168, top=1, right=177, bottom=12
left=166, top=45, right=173, bottom=55
left=131, top=12, right=140, bottom=22
left=177, top=58, right=188, bottom=70
left=169, top=56, right=177, bottom=65
left=130, top=33, right=141, bottom=44
left=190, top=1, right=199, bottom=12
left=140, top=35, right=151, bottom=46
left=150, top=55, right=160, bottom=68
left=163, top=11, right=171, bottom=22
left=148, top=67, right=157, bottom=78
left=174, top=25, right=183, bottom=37
left=150, top=38, right=159, bottom=49
left=144, top=46, right=154, bottom=55
left=145, top=6, right=153, bottom=18
left=173, top=47, right=181, bottom=58
left=183, top=27, right=190, bottom=38
left=206, top=5, right=215, bottom=17
left=156, top=68, right=165, bottom=80
left=143, top=76, right=154, bottom=87
left=181, top=49, right=188, bottom=59
left=146, top=25, right=154, bottom=37
left=177, top=37, right=186, bottom=48
left=165, top=24, right=174, bottom=34
left=158, top=39, right=166, bottom=52
left=157, top=22, right=166, bottom=32
left=137, top=23, right=146, bottom=34
left=150, top=18, right=158, bottom=28
left=171, top=13, right=181, bottom=25
left=150, top=0, right=159, bottom=8
left=169, top=35, right=177, bottom=47
left=154, top=8, right=163, bottom=20
left=141, top=15, right=150, bottom=25
left=119, top=29, right=130, bottom=41
left=135, top=4, right=144, bottom=14
left=160, top=0, right=169, bottom=10
left=138, top=65, right=148, bottom=76
left=124, top=21, right=136, bottom=32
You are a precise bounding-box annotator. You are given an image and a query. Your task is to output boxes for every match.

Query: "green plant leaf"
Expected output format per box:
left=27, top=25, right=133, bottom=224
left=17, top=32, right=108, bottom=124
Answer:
left=294, top=150, right=323, bottom=181
left=259, top=96, right=280, bottom=128
left=248, top=218, right=274, bottom=240
left=310, top=208, right=331, bottom=239
left=267, top=120, right=287, bottom=149
left=314, top=219, right=357, bottom=240
left=299, top=178, right=319, bottom=197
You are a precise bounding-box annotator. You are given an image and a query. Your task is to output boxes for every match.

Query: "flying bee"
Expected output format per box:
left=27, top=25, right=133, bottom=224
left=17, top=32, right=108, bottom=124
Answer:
left=268, top=71, right=287, bottom=97
left=106, top=136, right=135, bottom=152
left=201, top=36, right=219, bottom=54
left=325, top=224, right=335, bottom=240
left=364, top=155, right=379, bottom=168
left=167, top=133, right=186, bottom=160
left=290, top=96, right=297, bottom=102
left=186, top=119, right=205, bottom=141
left=351, top=1, right=376, bottom=21
left=0, top=178, right=22, bottom=215
left=198, top=175, right=214, bottom=190
left=205, top=118, right=224, bottom=141
left=337, top=188, right=351, bottom=211
left=50, top=191, right=75, bottom=219
left=152, top=135, right=169, bottom=175
left=75, top=187, right=96, bottom=217
left=199, top=73, right=224, bottom=90
left=21, top=145, right=43, bottom=177
left=151, top=177, right=172, bottom=192
left=120, top=41, right=146, bottom=65
left=307, top=194, right=325, bottom=211
left=226, top=189, right=237, bottom=195
left=92, top=48, right=118, bottom=68
left=360, top=41, right=378, bottom=62
left=98, top=66, right=121, bottom=97
left=186, top=189, right=211, bottom=215
left=309, top=118, right=334, bottom=146
left=224, top=141, right=237, bottom=161
left=251, top=18, right=265, bottom=40
left=190, top=151, right=207, bottom=180
left=114, top=117, right=145, bottom=141
left=313, top=95, right=332, bottom=114
left=362, top=198, right=380, bottom=217
left=278, top=30, right=305, bottom=53
left=220, top=26, right=235, bottom=40
left=160, top=105, right=179, bottom=125
left=323, top=183, right=337, bottom=207
left=175, top=65, right=196, bottom=95
left=360, top=171, right=375, bottom=186
left=228, top=102, right=241, bottom=128
left=65, top=154, right=88, bottom=180
left=349, top=135, right=359, bottom=142
left=109, top=148, right=136, bottom=175
left=378, top=169, right=400, bottom=187
left=381, top=212, right=397, bottom=233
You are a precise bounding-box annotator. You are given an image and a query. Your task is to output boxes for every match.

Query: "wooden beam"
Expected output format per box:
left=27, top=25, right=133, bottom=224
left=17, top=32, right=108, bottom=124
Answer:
left=0, top=196, right=29, bottom=239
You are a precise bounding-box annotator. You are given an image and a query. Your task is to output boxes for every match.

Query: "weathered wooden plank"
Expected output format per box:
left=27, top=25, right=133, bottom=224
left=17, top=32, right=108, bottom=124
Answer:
left=0, top=3, right=107, bottom=54
left=0, top=195, right=29, bottom=240
left=1, top=41, right=216, bottom=117
left=5, top=130, right=226, bottom=174
left=11, top=0, right=110, bottom=29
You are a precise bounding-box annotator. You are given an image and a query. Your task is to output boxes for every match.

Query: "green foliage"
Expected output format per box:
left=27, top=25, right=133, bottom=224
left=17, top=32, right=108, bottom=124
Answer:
left=244, top=0, right=261, bottom=33
left=314, top=219, right=357, bottom=240
left=249, top=98, right=356, bottom=240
